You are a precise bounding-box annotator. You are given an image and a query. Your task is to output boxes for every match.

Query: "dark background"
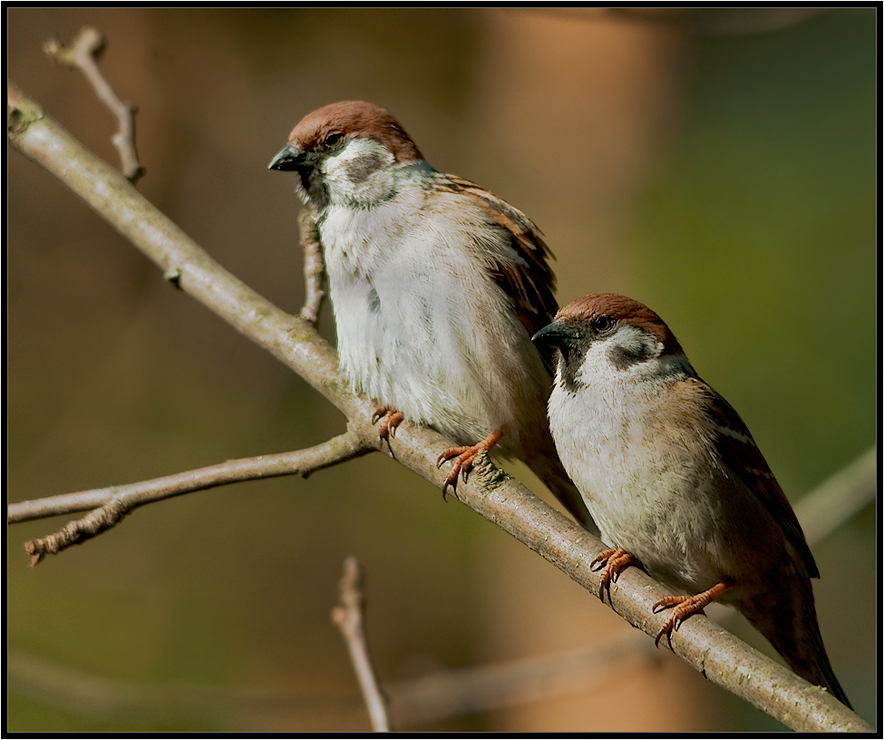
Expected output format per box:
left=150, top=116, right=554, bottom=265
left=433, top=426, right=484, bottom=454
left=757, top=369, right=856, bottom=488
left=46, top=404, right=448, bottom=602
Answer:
left=7, top=7, right=877, bottom=732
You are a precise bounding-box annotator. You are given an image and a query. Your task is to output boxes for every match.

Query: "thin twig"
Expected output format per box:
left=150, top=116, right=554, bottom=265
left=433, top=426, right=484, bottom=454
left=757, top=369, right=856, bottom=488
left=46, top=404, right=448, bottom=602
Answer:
left=298, top=204, right=326, bottom=324
left=389, top=630, right=655, bottom=726
left=11, top=432, right=371, bottom=565
left=44, top=27, right=144, bottom=183
left=331, top=558, right=392, bottom=732
left=6, top=83, right=873, bottom=733
left=8, top=635, right=651, bottom=728
left=795, top=445, right=877, bottom=546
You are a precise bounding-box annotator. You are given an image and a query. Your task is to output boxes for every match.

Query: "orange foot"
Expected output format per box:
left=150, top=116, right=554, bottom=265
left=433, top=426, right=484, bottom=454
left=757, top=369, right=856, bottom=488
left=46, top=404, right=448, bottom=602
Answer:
left=372, top=404, right=404, bottom=443
left=436, top=429, right=504, bottom=497
left=653, top=579, right=733, bottom=647
left=590, top=547, right=643, bottom=602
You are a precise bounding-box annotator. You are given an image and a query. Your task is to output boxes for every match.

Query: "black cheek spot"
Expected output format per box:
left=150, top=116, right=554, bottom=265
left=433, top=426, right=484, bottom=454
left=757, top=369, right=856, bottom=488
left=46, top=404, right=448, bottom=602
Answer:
left=346, top=152, right=383, bottom=183
left=607, top=341, right=653, bottom=370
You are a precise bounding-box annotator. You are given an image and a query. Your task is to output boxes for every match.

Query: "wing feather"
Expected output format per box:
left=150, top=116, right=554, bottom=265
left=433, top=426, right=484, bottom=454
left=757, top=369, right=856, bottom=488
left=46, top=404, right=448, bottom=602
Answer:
left=690, top=377, right=819, bottom=578
left=441, top=175, right=559, bottom=353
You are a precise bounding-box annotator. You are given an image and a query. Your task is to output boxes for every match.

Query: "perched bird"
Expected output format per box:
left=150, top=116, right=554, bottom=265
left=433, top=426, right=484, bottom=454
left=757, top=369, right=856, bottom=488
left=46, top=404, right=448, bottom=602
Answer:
left=269, top=100, right=593, bottom=527
left=532, top=292, right=851, bottom=707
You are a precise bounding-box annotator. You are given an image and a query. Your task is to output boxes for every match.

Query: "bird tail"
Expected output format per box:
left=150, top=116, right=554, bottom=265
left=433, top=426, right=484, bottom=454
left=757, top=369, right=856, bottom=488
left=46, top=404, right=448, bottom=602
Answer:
left=744, top=573, right=852, bottom=709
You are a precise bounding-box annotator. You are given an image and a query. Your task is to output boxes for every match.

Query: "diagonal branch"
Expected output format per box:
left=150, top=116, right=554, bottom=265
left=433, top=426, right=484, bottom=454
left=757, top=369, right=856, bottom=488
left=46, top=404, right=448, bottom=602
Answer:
left=389, top=630, right=656, bottom=726
left=7, top=634, right=653, bottom=728
left=6, top=82, right=872, bottom=733
left=795, top=445, right=877, bottom=547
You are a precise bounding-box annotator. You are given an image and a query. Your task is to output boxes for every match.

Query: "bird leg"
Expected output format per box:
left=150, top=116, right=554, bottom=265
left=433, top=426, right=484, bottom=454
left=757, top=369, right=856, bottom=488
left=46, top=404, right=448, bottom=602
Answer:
left=590, top=547, right=643, bottom=602
left=372, top=404, right=404, bottom=443
left=652, top=579, right=733, bottom=647
left=436, top=429, right=504, bottom=496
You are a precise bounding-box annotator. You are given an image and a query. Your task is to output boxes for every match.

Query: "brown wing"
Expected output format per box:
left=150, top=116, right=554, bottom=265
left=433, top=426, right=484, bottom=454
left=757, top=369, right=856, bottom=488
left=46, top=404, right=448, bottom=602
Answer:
left=443, top=175, right=559, bottom=359
left=695, top=378, right=819, bottom=578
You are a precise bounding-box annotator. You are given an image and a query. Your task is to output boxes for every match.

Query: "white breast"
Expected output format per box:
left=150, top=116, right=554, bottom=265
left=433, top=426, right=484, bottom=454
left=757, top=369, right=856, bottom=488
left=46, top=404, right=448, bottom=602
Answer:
left=548, top=348, right=726, bottom=591
left=319, top=180, right=546, bottom=449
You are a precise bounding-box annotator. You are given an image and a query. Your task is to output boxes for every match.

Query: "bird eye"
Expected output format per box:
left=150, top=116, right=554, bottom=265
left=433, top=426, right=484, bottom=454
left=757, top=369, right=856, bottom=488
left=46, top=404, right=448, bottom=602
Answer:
left=323, top=131, right=345, bottom=150
left=591, top=315, right=616, bottom=334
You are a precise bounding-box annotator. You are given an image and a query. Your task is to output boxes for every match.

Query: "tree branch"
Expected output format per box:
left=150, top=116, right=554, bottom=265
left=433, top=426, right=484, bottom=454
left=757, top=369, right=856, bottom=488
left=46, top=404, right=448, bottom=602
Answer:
left=796, top=445, right=876, bottom=547
left=297, top=204, right=326, bottom=324
left=389, top=630, right=655, bottom=726
left=10, top=432, right=372, bottom=565
left=44, top=27, right=144, bottom=183
left=8, top=635, right=652, bottom=728
left=6, top=82, right=873, bottom=732
left=331, top=558, right=392, bottom=732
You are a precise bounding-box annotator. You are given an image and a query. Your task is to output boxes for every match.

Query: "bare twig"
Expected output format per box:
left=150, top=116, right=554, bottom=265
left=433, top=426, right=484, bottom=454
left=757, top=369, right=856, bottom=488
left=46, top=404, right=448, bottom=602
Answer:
left=12, top=431, right=371, bottom=565
left=44, top=27, right=144, bottom=183
left=8, top=636, right=651, bottom=728
left=331, top=558, right=392, bottom=732
left=8, top=648, right=361, bottom=726
left=7, top=83, right=873, bottom=732
left=298, top=204, right=326, bottom=324
left=390, top=630, right=655, bottom=726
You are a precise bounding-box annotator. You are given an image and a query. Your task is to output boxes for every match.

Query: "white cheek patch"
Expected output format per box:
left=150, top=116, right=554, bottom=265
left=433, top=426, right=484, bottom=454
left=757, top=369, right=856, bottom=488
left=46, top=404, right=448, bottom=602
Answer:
left=606, top=325, right=660, bottom=370
left=337, top=137, right=391, bottom=170
left=571, top=325, right=655, bottom=383
left=323, top=138, right=397, bottom=206
left=616, top=324, right=651, bottom=351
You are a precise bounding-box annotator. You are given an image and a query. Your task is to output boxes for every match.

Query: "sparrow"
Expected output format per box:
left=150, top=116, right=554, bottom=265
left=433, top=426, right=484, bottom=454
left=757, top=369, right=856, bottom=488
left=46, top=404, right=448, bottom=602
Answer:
left=268, top=100, right=593, bottom=528
left=532, top=293, right=851, bottom=708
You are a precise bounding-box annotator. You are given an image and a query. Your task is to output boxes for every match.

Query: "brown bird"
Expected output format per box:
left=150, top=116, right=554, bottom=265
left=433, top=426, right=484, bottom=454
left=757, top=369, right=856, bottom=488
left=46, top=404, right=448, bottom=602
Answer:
left=533, top=292, right=851, bottom=708
left=269, top=101, right=593, bottom=528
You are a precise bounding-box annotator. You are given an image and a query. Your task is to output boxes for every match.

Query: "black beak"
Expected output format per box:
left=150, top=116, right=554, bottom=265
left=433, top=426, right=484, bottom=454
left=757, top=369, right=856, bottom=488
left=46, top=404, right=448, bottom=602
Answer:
left=532, top=321, right=579, bottom=349
left=268, top=143, right=308, bottom=172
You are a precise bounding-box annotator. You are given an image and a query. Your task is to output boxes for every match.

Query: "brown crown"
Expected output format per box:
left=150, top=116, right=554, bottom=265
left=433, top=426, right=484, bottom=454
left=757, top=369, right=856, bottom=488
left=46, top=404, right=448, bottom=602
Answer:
left=287, top=100, right=423, bottom=163
left=557, top=293, right=685, bottom=356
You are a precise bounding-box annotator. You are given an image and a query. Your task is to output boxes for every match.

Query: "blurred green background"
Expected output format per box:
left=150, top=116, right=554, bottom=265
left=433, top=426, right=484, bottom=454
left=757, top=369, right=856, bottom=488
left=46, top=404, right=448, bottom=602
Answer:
left=7, top=7, right=877, bottom=732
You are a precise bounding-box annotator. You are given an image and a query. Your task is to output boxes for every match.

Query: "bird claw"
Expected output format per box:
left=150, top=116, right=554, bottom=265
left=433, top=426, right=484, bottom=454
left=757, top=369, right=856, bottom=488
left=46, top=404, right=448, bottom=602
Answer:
left=590, top=547, right=642, bottom=602
left=654, top=598, right=693, bottom=648
left=436, top=429, right=503, bottom=501
left=436, top=447, right=475, bottom=500
left=651, top=581, right=732, bottom=648
left=372, top=405, right=404, bottom=443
